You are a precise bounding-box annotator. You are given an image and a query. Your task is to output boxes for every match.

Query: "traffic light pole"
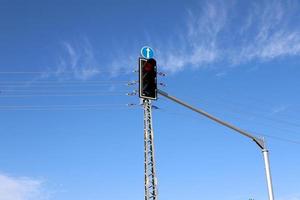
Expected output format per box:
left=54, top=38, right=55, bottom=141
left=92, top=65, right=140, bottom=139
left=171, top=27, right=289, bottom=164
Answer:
left=157, top=89, right=275, bottom=200
left=143, top=98, right=158, bottom=200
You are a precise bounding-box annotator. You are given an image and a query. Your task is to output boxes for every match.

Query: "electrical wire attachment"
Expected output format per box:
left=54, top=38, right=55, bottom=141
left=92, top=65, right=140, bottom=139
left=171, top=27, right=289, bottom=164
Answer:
left=152, top=105, right=159, bottom=110
left=126, top=91, right=137, bottom=96
left=126, top=103, right=137, bottom=107
left=158, top=72, right=166, bottom=76
left=127, top=80, right=138, bottom=86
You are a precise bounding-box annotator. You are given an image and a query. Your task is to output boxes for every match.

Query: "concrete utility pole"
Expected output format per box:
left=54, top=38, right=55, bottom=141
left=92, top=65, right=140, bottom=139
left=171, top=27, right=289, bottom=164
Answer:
left=143, top=99, right=158, bottom=200
left=157, top=89, right=275, bottom=200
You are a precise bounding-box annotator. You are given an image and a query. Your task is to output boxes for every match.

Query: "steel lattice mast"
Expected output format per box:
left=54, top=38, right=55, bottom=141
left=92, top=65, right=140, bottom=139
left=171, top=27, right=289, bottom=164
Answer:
left=143, top=99, right=158, bottom=200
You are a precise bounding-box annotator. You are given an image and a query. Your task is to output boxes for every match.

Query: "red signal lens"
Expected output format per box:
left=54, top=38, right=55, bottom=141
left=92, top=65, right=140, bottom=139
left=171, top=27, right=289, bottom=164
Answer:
left=144, top=63, right=153, bottom=72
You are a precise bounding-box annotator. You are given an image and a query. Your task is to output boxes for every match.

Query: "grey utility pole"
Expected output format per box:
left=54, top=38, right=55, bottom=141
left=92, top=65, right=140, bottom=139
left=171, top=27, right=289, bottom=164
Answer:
left=143, top=98, right=158, bottom=200
left=158, top=89, right=274, bottom=200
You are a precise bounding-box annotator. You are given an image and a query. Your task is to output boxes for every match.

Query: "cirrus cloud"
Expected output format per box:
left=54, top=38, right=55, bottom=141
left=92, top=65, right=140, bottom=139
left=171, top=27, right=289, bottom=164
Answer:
left=0, top=173, right=47, bottom=200
left=156, top=0, right=300, bottom=72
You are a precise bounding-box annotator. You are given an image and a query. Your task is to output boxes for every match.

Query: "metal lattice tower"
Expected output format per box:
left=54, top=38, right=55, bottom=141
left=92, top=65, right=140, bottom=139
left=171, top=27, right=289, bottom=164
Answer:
left=143, top=99, right=158, bottom=200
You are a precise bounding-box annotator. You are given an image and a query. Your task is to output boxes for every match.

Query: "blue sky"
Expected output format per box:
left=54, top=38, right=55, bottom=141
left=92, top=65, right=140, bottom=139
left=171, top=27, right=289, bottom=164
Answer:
left=0, top=0, right=300, bottom=199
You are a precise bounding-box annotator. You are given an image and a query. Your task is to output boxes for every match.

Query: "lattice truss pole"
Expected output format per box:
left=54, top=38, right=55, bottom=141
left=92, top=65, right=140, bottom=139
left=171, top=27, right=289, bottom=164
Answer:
left=143, top=99, right=158, bottom=200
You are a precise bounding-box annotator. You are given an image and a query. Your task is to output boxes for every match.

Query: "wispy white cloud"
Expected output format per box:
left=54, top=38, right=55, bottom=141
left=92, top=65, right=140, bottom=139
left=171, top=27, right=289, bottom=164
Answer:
left=52, top=37, right=138, bottom=80
left=157, top=0, right=300, bottom=72
left=45, top=1, right=300, bottom=77
left=269, top=104, right=289, bottom=115
left=109, top=54, right=136, bottom=77
left=0, top=173, right=47, bottom=200
left=215, top=71, right=227, bottom=78
left=55, top=38, right=101, bottom=80
left=157, top=0, right=227, bottom=72
left=235, top=0, right=300, bottom=63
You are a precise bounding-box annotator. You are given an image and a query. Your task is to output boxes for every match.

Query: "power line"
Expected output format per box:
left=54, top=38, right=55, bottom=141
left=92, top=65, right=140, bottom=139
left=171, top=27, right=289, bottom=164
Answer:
left=0, top=83, right=129, bottom=88
left=0, top=80, right=129, bottom=84
left=0, top=103, right=126, bottom=108
left=185, top=95, right=300, bottom=129
left=254, top=132, right=300, bottom=145
left=0, top=89, right=128, bottom=93
left=0, top=107, right=136, bottom=111
left=0, top=92, right=127, bottom=97
left=159, top=106, right=300, bottom=146
left=0, top=70, right=132, bottom=74
left=0, top=103, right=139, bottom=111
left=0, top=71, right=77, bottom=74
left=182, top=90, right=300, bottom=123
left=213, top=92, right=300, bottom=120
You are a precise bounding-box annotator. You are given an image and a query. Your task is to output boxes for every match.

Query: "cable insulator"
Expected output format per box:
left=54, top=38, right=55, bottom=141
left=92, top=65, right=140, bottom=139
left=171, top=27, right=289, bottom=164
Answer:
left=127, top=103, right=137, bottom=107
left=158, top=72, right=166, bottom=76
left=126, top=92, right=137, bottom=96
left=127, top=80, right=138, bottom=86
left=152, top=105, right=159, bottom=110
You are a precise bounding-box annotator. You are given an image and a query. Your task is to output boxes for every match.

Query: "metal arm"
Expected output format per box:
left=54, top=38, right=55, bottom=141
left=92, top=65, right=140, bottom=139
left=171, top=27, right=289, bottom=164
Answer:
left=158, top=89, right=264, bottom=149
left=157, top=89, right=274, bottom=200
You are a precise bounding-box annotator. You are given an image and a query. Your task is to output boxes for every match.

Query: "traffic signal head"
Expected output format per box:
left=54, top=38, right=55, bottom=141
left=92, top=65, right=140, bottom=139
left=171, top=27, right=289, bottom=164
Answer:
left=139, top=58, right=157, bottom=100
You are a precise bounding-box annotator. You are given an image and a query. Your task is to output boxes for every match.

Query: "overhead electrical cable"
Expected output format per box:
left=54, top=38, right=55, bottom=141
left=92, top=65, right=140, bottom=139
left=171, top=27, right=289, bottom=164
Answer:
left=159, top=105, right=300, bottom=145
left=182, top=95, right=300, bottom=129
left=0, top=83, right=128, bottom=88
left=0, top=92, right=127, bottom=97
left=0, top=89, right=128, bottom=93
left=0, top=103, right=139, bottom=111
left=0, top=70, right=132, bottom=74
left=0, top=107, right=136, bottom=111
left=0, top=103, right=126, bottom=108
left=253, top=132, right=300, bottom=145
left=0, top=80, right=128, bottom=84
